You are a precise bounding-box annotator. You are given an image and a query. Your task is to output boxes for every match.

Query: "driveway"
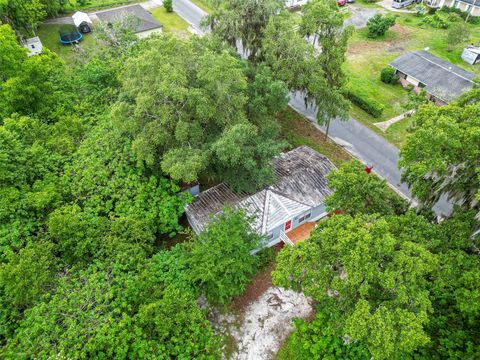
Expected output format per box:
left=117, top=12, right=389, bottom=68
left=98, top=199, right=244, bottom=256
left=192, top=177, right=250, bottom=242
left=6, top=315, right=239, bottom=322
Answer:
left=344, top=5, right=382, bottom=29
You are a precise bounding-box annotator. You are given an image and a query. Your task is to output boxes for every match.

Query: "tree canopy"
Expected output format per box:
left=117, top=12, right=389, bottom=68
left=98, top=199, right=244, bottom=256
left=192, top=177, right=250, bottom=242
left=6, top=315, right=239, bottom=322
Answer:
left=400, top=89, right=480, bottom=216
left=112, top=35, right=288, bottom=192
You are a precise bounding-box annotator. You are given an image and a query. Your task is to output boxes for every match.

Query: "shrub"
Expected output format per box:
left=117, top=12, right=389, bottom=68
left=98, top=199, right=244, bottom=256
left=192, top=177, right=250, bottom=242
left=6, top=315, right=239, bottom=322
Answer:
left=164, top=0, right=173, bottom=12
left=380, top=67, right=399, bottom=84
left=440, top=6, right=480, bottom=24
left=421, top=13, right=449, bottom=28
left=427, top=6, right=437, bottom=15
left=414, top=4, right=427, bottom=16
left=446, top=12, right=463, bottom=22
left=367, top=14, right=396, bottom=38
left=343, top=89, right=384, bottom=118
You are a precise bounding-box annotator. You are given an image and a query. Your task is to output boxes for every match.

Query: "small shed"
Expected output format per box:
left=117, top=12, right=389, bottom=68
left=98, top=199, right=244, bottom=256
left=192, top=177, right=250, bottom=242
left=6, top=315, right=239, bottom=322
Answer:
left=72, top=11, right=92, bottom=33
left=23, top=37, right=43, bottom=56
left=462, top=46, right=480, bottom=65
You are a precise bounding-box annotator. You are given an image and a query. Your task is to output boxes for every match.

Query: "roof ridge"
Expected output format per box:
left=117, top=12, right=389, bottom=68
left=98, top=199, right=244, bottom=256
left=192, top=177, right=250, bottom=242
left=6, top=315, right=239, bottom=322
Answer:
left=269, top=188, right=312, bottom=208
left=416, top=51, right=474, bottom=83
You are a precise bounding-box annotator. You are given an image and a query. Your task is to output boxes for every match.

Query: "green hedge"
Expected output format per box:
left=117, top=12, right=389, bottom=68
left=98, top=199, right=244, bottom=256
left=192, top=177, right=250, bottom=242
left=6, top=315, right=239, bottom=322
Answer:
left=343, top=89, right=384, bottom=118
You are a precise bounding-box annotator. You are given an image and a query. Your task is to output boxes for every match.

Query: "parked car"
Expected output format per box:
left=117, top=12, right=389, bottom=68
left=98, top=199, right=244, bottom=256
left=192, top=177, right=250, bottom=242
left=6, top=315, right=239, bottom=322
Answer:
left=337, top=0, right=347, bottom=6
left=392, top=0, right=418, bottom=9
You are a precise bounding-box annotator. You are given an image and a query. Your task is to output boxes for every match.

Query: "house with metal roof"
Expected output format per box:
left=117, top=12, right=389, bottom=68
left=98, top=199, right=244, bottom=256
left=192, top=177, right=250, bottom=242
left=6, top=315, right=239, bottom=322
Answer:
left=184, top=146, right=336, bottom=249
left=94, top=4, right=162, bottom=38
left=427, top=0, right=480, bottom=16
left=389, top=50, right=476, bottom=104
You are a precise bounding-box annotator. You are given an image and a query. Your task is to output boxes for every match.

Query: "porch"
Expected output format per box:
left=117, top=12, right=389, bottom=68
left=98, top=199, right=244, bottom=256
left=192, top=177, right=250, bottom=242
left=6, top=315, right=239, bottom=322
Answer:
left=281, top=222, right=318, bottom=246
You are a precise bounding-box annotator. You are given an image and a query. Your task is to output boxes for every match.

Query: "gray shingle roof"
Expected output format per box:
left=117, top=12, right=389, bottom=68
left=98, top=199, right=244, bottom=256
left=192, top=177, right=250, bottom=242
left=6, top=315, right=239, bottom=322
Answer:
left=390, top=50, right=475, bottom=102
left=95, top=4, right=161, bottom=33
left=184, top=146, right=336, bottom=234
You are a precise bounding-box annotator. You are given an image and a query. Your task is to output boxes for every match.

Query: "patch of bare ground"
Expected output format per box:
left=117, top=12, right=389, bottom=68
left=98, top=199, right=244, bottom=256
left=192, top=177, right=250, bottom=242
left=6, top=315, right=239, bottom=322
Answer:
left=210, top=248, right=314, bottom=360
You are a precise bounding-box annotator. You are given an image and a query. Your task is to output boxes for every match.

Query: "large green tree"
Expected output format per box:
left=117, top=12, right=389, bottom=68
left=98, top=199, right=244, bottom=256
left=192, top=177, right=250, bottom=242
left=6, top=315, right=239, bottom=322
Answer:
left=299, top=0, right=352, bottom=135
left=273, top=214, right=436, bottom=359
left=325, top=160, right=408, bottom=216
left=186, top=208, right=262, bottom=306
left=112, top=35, right=287, bottom=192
left=206, top=0, right=284, bottom=62
left=399, top=89, right=480, bottom=216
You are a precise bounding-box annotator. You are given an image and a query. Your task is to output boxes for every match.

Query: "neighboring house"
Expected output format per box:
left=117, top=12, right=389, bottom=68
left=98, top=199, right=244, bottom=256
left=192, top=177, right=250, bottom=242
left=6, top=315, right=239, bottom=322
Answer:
left=94, top=4, right=162, bottom=38
left=185, top=146, right=336, bottom=249
left=23, top=37, right=42, bottom=56
left=389, top=50, right=476, bottom=105
left=427, top=0, right=480, bottom=16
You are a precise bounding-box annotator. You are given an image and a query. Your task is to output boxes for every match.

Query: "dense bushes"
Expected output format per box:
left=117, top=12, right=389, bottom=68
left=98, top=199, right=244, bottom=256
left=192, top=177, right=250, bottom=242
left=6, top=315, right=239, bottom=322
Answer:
left=380, top=67, right=399, bottom=84
left=343, top=88, right=384, bottom=118
left=367, top=14, right=396, bottom=38
left=439, top=6, right=480, bottom=24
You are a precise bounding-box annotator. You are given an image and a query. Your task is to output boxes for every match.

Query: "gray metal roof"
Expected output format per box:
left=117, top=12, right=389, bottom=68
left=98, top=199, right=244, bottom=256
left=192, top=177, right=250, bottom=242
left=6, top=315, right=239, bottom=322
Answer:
left=390, top=50, right=475, bottom=102
left=184, top=146, right=336, bottom=234
left=95, top=4, right=162, bottom=33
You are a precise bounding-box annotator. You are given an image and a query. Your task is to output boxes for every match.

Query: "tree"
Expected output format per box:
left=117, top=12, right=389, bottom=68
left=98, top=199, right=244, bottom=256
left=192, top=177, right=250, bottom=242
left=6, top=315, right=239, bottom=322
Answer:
left=366, top=14, right=396, bottom=38
left=186, top=208, right=262, bottom=306
left=212, top=122, right=285, bottom=192
left=263, top=10, right=350, bottom=139
left=206, top=0, right=284, bottom=62
left=273, top=214, right=436, bottom=359
left=325, top=160, right=408, bottom=216
left=112, top=35, right=287, bottom=191
left=5, top=259, right=219, bottom=359
left=0, top=240, right=55, bottom=328
left=0, top=0, right=46, bottom=34
left=446, top=22, right=470, bottom=51
left=0, top=48, right=64, bottom=120
left=0, top=24, right=27, bottom=82
left=163, top=0, right=173, bottom=12
left=399, top=89, right=480, bottom=215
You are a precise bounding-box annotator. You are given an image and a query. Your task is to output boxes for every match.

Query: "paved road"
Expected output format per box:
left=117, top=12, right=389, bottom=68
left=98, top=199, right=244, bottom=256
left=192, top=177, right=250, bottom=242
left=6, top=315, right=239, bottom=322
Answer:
left=164, top=0, right=452, bottom=217
left=173, top=0, right=208, bottom=33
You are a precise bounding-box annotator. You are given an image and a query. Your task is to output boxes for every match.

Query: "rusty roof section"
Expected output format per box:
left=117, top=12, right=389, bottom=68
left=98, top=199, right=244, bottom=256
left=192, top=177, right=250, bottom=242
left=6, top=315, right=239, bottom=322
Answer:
left=184, top=146, right=336, bottom=234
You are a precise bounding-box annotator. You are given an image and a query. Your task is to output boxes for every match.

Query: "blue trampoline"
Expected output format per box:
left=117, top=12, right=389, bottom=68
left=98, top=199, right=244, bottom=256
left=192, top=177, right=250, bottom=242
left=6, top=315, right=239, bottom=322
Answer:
left=59, top=25, right=83, bottom=45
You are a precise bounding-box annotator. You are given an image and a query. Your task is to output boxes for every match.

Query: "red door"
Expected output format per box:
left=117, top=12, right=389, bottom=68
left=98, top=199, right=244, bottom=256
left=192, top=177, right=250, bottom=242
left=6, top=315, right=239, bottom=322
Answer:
left=284, top=220, right=292, bottom=232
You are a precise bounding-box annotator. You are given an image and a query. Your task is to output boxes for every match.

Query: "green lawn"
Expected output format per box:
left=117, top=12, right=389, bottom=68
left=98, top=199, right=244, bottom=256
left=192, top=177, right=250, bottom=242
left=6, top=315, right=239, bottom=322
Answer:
left=278, top=108, right=352, bottom=166
left=65, top=0, right=141, bottom=11
left=37, top=24, right=101, bottom=63
left=151, top=7, right=191, bottom=37
left=345, top=12, right=480, bottom=148
left=189, top=0, right=213, bottom=13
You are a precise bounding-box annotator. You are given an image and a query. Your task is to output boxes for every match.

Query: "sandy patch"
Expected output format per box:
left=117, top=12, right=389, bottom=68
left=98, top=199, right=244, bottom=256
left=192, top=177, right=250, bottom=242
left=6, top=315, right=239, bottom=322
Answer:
left=213, top=286, right=314, bottom=360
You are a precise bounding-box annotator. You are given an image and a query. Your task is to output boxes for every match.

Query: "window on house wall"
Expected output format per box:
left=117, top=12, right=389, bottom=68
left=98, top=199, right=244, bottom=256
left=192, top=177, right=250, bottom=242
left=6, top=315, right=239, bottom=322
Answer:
left=297, top=211, right=312, bottom=224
